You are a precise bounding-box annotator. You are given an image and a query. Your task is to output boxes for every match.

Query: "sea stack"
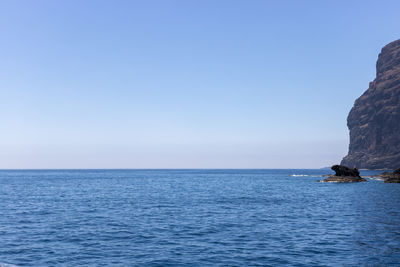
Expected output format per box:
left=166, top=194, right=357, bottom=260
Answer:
left=322, top=165, right=367, bottom=183
left=341, top=39, right=400, bottom=169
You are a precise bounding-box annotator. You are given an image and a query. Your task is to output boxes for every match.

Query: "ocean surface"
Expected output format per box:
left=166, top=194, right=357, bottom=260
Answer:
left=0, top=169, right=399, bottom=266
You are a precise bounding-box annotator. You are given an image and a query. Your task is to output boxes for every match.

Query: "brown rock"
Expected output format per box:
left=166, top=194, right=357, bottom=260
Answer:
left=384, top=177, right=400, bottom=183
left=383, top=169, right=400, bottom=183
left=321, top=175, right=367, bottom=183
left=365, top=169, right=400, bottom=183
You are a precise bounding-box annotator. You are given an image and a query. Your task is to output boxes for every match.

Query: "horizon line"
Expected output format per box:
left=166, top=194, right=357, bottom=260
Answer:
left=0, top=168, right=390, bottom=171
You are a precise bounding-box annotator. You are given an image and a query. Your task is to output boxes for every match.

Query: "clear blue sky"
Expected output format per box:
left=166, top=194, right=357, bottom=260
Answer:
left=1, top=0, right=399, bottom=168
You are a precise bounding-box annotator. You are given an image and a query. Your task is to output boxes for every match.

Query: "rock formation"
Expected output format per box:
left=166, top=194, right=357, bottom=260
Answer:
left=341, top=39, right=400, bottom=169
left=331, top=165, right=360, bottom=177
left=384, top=176, right=400, bottom=183
left=369, top=168, right=400, bottom=183
left=321, top=165, right=366, bottom=183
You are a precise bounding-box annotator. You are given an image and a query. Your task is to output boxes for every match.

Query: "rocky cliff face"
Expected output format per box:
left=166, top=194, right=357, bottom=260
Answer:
left=341, top=39, right=400, bottom=169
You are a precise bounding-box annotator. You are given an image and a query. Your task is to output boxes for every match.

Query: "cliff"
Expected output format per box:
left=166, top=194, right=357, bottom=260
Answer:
left=341, top=39, right=400, bottom=169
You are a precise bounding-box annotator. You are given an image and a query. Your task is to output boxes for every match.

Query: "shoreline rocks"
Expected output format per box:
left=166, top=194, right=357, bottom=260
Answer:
left=377, top=169, right=400, bottom=183
left=318, top=165, right=400, bottom=183
left=385, top=177, right=400, bottom=183
left=358, top=168, right=400, bottom=183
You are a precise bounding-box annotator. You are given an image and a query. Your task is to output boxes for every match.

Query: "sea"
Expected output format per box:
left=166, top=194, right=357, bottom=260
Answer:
left=0, top=169, right=399, bottom=266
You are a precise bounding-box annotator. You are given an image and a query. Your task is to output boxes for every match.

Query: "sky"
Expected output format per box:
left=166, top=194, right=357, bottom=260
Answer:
left=0, top=0, right=399, bottom=169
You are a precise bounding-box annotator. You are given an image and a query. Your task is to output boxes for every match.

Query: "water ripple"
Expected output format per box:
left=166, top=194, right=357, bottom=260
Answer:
left=0, top=169, right=399, bottom=266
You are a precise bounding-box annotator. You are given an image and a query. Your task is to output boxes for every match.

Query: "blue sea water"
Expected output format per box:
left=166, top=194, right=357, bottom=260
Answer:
left=0, top=169, right=399, bottom=266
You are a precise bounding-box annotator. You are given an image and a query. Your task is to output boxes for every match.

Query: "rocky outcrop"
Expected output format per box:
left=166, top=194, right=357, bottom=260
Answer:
left=366, top=168, right=400, bottom=183
left=321, top=165, right=366, bottom=183
left=331, top=165, right=360, bottom=177
left=384, top=176, right=400, bottom=183
left=322, top=176, right=367, bottom=183
left=341, top=39, right=400, bottom=169
left=380, top=170, right=400, bottom=183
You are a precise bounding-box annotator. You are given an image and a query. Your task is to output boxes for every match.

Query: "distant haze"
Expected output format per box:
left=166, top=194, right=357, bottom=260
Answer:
left=1, top=0, right=399, bottom=169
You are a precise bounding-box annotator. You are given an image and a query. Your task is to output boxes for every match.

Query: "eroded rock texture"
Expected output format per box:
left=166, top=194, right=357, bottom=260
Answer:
left=321, top=165, right=366, bottom=183
left=331, top=165, right=360, bottom=177
left=341, top=39, right=400, bottom=169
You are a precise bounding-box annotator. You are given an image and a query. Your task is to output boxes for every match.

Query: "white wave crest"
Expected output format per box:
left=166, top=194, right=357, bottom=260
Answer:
left=0, top=264, right=19, bottom=267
